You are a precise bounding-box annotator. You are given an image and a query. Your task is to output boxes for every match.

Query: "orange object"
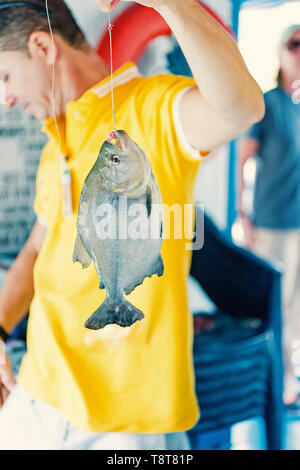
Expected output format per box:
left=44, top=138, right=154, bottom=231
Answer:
left=97, top=2, right=234, bottom=69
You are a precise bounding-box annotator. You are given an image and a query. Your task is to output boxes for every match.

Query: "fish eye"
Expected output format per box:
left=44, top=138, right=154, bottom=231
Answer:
left=111, top=155, right=120, bottom=165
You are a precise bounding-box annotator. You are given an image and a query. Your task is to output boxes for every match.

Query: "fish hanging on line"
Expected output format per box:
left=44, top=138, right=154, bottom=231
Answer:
left=73, top=130, right=164, bottom=330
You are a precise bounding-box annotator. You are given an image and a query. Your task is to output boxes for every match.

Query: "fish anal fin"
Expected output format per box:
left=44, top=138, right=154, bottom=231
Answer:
left=73, top=234, right=92, bottom=268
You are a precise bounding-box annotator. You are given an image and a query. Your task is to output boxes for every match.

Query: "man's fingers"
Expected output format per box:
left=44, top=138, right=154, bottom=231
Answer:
left=0, top=365, right=16, bottom=392
left=0, top=342, right=5, bottom=366
left=96, top=0, right=121, bottom=12
left=0, top=383, right=10, bottom=408
left=1, top=384, right=9, bottom=403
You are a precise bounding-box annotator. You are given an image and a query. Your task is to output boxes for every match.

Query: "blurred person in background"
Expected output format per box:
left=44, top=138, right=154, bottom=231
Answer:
left=238, top=25, right=300, bottom=407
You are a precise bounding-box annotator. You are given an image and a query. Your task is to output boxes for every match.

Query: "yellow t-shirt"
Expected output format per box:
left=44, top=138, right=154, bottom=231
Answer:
left=18, top=62, right=208, bottom=433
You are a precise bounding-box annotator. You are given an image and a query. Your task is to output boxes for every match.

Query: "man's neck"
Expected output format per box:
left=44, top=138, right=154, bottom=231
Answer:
left=58, top=48, right=111, bottom=112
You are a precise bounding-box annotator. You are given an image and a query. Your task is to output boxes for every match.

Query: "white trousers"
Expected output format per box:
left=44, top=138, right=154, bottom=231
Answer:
left=253, top=228, right=300, bottom=394
left=254, top=228, right=300, bottom=313
left=0, top=384, right=190, bottom=451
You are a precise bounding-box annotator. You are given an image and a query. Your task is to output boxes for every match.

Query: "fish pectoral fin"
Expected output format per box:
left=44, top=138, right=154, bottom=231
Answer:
left=124, top=255, right=164, bottom=295
left=72, top=234, right=92, bottom=268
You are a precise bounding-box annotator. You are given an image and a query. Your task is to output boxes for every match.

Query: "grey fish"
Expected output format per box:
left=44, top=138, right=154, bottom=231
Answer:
left=73, top=130, right=164, bottom=330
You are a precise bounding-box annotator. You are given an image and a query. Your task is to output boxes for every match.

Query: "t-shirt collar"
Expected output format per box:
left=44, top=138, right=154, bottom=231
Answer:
left=42, top=62, right=140, bottom=146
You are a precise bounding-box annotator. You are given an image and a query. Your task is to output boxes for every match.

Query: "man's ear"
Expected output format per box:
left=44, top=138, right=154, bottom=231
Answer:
left=28, top=31, right=58, bottom=65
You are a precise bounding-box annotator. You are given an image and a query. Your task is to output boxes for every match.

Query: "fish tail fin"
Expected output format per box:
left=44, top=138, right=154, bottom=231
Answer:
left=84, top=299, right=144, bottom=330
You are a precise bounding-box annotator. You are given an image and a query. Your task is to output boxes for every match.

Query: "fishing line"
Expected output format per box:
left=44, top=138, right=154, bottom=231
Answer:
left=108, top=10, right=117, bottom=132
left=46, top=1, right=116, bottom=138
left=45, top=0, right=73, bottom=218
left=44, top=2, right=117, bottom=216
left=45, top=0, right=62, bottom=156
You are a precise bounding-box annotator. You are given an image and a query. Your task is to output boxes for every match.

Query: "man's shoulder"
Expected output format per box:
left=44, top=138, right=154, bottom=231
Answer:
left=264, top=86, right=280, bottom=96
left=139, top=72, right=195, bottom=89
left=264, top=87, right=283, bottom=105
left=259, top=87, right=285, bottom=125
left=120, top=71, right=195, bottom=97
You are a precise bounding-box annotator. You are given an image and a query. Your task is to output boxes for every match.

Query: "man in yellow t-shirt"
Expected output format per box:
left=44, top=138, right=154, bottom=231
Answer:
left=0, top=0, right=264, bottom=450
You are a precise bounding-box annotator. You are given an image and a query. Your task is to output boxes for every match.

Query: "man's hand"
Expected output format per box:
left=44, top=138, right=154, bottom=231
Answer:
left=0, top=340, right=15, bottom=407
left=95, top=0, right=164, bottom=13
left=239, top=213, right=256, bottom=249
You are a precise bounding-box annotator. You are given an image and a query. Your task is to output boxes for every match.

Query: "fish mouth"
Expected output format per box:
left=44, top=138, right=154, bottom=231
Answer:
left=106, top=130, right=126, bottom=151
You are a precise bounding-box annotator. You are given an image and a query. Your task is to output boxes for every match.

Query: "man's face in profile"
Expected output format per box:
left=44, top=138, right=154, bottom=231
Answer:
left=280, top=31, right=300, bottom=76
left=0, top=47, right=53, bottom=121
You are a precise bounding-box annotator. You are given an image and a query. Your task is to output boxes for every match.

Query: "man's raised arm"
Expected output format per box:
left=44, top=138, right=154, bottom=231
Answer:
left=97, top=0, right=265, bottom=151
left=0, top=220, right=46, bottom=334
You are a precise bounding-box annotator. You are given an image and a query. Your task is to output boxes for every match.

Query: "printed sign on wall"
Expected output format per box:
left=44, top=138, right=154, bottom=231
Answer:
left=0, top=107, right=46, bottom=263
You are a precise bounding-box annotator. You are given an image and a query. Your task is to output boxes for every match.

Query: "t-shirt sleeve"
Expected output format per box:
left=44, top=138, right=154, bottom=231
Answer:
left=135, top=74, right=210, bottom=166
left=172, top=85, right=211, bottom=160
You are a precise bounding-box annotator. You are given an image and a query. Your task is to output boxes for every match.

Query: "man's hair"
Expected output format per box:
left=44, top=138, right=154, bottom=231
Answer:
left=276, top=68, right=283, bottom=87
left=0, top=0, right=88, bottom=52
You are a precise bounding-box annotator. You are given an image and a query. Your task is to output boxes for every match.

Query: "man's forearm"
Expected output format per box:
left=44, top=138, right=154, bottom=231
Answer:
left=0, top=221, right=46, bottom=334
left=157, top=0, right=263, bottom=122
left=0, top=244, right=37, bottom=334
